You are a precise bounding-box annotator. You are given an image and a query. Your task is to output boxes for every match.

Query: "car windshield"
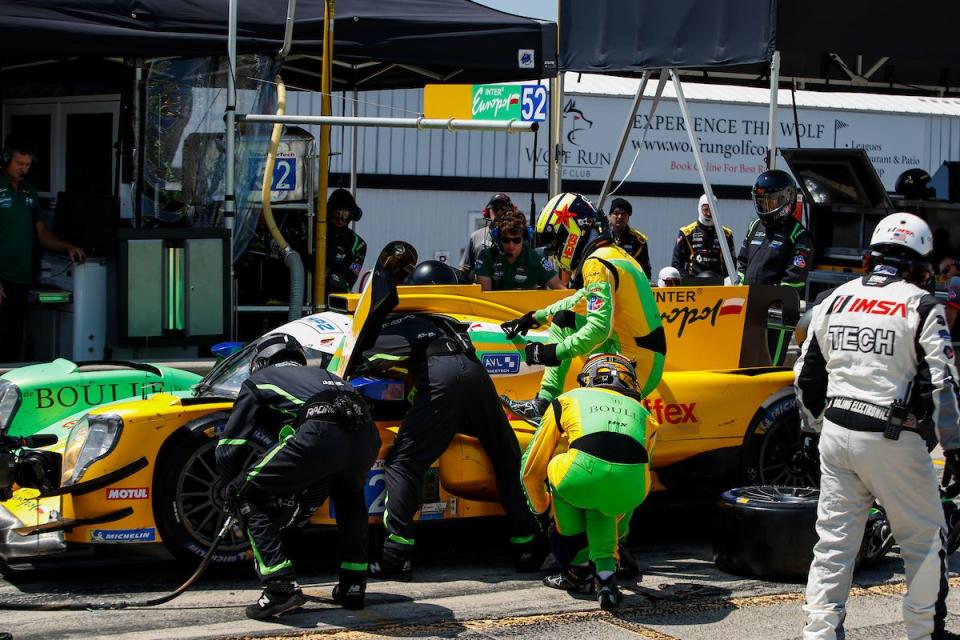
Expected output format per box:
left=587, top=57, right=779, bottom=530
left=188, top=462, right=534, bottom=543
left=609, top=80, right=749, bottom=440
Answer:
left=195, top=343, right=332, bottom=397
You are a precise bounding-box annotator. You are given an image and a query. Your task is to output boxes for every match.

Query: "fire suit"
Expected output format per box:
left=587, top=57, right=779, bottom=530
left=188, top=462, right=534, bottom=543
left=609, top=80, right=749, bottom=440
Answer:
left=795, top=269, right=960, bottom=640
left=355, top=314, right=537, bottom=557
left=216, top=365, right=380, bottom=585
left=531, top=243, right=665, bottom=402
left=521, top=387, right=655, bottom=574
left=671, top=221, right=736, bottom=277
left=737, top=218, right=813, bottom=364
left=327, top=226, right=367, bottom=293
left=611, top=226, right=652, bottom=279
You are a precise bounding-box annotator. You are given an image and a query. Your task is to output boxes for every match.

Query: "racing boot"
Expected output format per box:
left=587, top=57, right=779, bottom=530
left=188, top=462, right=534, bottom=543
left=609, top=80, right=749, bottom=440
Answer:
left=331, top=569, right=367, bottom=610
left=502, top=395, right=549, bottom=422
left=542, top=564, right=595, bottom=594
left=513, top=535, right=548, bottom=573
left=616, top=542, right=641, bottom=580
left=596, top=573, right=623, bottom=611
left=368, top=540, right=413, bottom=581
left=245, top=578, right=306, bottom=620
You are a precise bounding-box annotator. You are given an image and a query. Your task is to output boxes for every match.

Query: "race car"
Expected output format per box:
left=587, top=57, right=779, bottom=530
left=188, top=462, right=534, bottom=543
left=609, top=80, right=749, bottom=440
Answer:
left=1, top=274, right=805, bottom=566
left=0, top=359, right=201, bottom=438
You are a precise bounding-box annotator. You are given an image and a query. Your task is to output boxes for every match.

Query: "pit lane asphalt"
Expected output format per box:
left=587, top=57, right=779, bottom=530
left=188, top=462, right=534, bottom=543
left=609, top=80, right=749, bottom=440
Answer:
left=3, top=498, right=960, bottom=640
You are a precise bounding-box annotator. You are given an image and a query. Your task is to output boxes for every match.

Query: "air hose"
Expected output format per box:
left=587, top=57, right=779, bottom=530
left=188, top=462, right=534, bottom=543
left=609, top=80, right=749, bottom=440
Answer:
left=0, top=515, right=236, bottom=611
left=262, top=75, right=305, bottom=322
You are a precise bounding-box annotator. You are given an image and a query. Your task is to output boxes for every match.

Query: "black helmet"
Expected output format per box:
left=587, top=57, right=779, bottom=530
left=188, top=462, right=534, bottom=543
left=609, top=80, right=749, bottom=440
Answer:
left=408, top=260, right=459, bottom=285
left=752, top=170, right=796, bottom=226
left=378, top=240, right=418, bottom=284
left=894, top=168, right=935, bottom=200
left=250, top=334, right=307, bottom=373
left=535, top=192, right=608, bottom=272
left=576, top=354, right=639, bottom=394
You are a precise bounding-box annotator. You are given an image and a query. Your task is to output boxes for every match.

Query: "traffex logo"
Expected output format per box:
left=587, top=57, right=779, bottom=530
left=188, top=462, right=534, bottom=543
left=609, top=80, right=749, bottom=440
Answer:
left=106, top=487, right=150, bottom=500
left=641, top=398, right=697, bottom=424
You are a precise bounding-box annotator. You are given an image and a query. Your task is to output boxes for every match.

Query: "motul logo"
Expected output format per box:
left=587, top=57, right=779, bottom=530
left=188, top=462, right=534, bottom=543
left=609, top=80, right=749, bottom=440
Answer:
left=641, top=398, right=697, bottom=424
left=106, top=488, right=149, bottom=500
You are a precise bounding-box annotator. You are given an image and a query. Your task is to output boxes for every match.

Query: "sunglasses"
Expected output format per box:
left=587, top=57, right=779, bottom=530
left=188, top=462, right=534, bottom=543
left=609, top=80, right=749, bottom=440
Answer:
left=331, top=211, right=352, bottom=222
left=941, top=263, right=957, bottom=274
left=500, top=236, right=523, bottom=245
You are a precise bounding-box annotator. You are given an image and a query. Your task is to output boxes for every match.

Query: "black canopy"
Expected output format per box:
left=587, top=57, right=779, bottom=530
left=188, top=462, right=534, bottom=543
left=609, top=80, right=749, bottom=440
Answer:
left=560, top=0, right=960, bottom=95
left=0, top=0, right=557, bottom=88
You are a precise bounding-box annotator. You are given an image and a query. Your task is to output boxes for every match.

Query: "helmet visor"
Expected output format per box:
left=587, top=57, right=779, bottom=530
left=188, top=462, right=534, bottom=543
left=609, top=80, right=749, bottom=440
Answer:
left=754, top=190, right=793, bottom=216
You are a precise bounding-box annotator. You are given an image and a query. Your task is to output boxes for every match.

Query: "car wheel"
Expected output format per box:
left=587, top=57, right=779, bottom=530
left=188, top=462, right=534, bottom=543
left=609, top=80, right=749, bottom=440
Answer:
left=857, top=507, right=894, bottom=567
left=713, top=485, right=820, bottom=581
left=741, top=394, right=819, bottom=488
left=153, top=418, right=267, bottom=565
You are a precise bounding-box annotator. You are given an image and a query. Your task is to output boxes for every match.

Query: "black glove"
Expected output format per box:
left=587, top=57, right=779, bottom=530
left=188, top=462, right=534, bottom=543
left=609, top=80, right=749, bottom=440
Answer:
left=501, top=311, right=540, bottom=339
left=943, top=449, right=960, bottom=488
left=217, top=476, right=244, bottom=516
left=524, top=342, right=560, bottom=367
left=801, top=432, right=820, bottom=467
left=535, top=511, right=554, bottom=537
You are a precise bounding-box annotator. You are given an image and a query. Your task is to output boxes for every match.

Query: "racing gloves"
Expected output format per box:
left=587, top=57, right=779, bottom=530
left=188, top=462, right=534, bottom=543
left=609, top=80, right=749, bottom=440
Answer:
left=800, top=432, right=820, bottom=468
left=525, top=342, right=560, bottom=367
left=502, top=311, right=540, bottom=339
left=943, top=449, right=960, bottom=489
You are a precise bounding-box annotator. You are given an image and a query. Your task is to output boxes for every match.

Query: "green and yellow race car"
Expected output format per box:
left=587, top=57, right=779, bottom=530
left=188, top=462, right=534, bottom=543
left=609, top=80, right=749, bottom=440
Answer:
left=1, top=274, right=804, bottom=567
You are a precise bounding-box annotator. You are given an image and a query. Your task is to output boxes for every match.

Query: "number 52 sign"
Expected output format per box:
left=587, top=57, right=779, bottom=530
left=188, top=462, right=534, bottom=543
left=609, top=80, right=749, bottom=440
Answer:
left=520, top=85, right=548, bottom=122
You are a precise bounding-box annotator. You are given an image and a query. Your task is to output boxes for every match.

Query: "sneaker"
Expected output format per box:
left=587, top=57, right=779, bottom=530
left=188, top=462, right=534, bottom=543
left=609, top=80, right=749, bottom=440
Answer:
left=596, top=574, right=623, bottom=610
left=368, top=545, right=413, bottom=581
left=504, top=396, right=549, bottom=421
left=245, top=580, right=306, bottom=620
left=514, top=537, right=548, bottom=573
left=331, top=579, right=366, bottom=610
left=542, top=565, right=595, bottom=594
left=616, top=542, right=641, bottom=580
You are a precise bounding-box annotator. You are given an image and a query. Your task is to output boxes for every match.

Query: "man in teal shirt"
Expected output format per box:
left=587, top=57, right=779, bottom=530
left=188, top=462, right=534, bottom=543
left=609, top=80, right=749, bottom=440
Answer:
left=0, top=137, right=84, bottom=362
left=474, top=209, right=564, bottom=291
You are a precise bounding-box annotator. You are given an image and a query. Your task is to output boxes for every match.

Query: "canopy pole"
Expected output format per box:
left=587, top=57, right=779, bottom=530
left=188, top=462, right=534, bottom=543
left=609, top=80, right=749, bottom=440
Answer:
left=225, top=0, right=238, bottom=338
left=670, top=69, right=738, bottom=283
left=548, top=74, right=563, bottom=196
left=596, top=71, right=649, bottom=213
left=350, top=88, right=358, bottom=197
left=314, top=0, right=334, bottom=309
left=238, top=114, right=539, bottom=131
left=767, top=50, right=781, bottom=169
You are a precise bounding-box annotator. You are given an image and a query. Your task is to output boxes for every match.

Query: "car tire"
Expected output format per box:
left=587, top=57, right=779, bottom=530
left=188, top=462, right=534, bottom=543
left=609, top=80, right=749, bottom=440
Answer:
left=713, top=485, right=820, bottom=581
left=153, top=414, right=268, bottom=566
left=741, top=393, right=819, bottom=488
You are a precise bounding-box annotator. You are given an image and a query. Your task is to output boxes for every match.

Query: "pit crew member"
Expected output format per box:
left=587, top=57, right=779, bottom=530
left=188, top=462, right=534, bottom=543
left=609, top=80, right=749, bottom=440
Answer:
left=606, top=197, right=652, bottom=279
left=795, top=212, right=960, bottom=640
left=460, top=192, right=515, bottom=282
left=521, top=354, right=656, bottom=610
left=502, top=193, right=666, bottom=421
left=672, top=194, right=736, bottom=278
left=216, top=335, right=380, bottom=620
left=361, top=260, right=541, bottom=578
left=474, top=209, right=564, bottom=291
left=737, top=170, right=813, bottom=365
left=327, top=188, right=367, bottom=294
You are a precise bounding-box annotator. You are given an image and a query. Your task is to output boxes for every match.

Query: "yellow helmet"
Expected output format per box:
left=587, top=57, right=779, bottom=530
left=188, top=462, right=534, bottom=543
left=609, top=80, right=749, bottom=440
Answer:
left=576, top=353, right=639, bottom=394
left=535, top=192, right=606, bottom=271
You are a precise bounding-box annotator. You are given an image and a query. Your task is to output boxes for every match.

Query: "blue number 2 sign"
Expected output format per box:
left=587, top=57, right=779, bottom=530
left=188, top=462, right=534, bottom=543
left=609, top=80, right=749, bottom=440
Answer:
left=520, top=85, right=548, bottom=122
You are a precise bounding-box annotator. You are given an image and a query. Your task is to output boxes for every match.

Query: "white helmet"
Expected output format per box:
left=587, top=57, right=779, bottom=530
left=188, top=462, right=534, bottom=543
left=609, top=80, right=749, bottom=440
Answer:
left=869, top=212, right=932, bottom=259
left=697, top=194, right=712, bottom=226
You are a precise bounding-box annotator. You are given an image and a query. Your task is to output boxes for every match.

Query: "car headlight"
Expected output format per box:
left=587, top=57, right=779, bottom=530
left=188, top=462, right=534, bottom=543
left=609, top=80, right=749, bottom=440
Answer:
left=61, top=414, right=123, bottom=486
left=0, top=379, right=21, bottom=433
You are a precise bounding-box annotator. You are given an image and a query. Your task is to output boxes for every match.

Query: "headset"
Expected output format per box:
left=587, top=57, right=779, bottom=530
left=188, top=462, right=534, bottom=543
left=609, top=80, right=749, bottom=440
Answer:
left=0, top=148, right=10, bottom=167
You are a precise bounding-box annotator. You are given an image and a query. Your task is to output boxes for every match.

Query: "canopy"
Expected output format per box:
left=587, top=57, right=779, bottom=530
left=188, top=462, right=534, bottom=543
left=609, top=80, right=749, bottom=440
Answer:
left=0, top=0, right=557, bottom=88
left=560, top=0, right=960, bottom=95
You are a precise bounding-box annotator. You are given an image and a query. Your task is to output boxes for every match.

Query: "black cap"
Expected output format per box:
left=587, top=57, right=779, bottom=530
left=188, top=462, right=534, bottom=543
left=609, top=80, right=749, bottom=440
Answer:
left=487, top=193, right=512, bottom=208
left=609, top=197, right=632, bottom=215
left=328, top=188, right=362, bottom=221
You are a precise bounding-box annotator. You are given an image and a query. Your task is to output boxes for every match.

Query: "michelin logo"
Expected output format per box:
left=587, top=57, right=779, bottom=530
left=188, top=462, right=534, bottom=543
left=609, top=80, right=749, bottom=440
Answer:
left=482, top=353, right=520, bottom=375
left=90, top=528, right=156, bottom=543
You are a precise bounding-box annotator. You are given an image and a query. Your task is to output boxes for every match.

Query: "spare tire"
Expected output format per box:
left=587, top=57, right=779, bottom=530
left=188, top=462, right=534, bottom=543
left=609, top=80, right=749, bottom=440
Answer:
left=713, top=485, right=820, bottom=581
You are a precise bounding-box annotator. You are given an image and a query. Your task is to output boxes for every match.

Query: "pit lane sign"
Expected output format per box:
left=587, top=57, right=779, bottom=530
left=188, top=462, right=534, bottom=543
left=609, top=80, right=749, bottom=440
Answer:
left=424, top=84, right=547, bottom=122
